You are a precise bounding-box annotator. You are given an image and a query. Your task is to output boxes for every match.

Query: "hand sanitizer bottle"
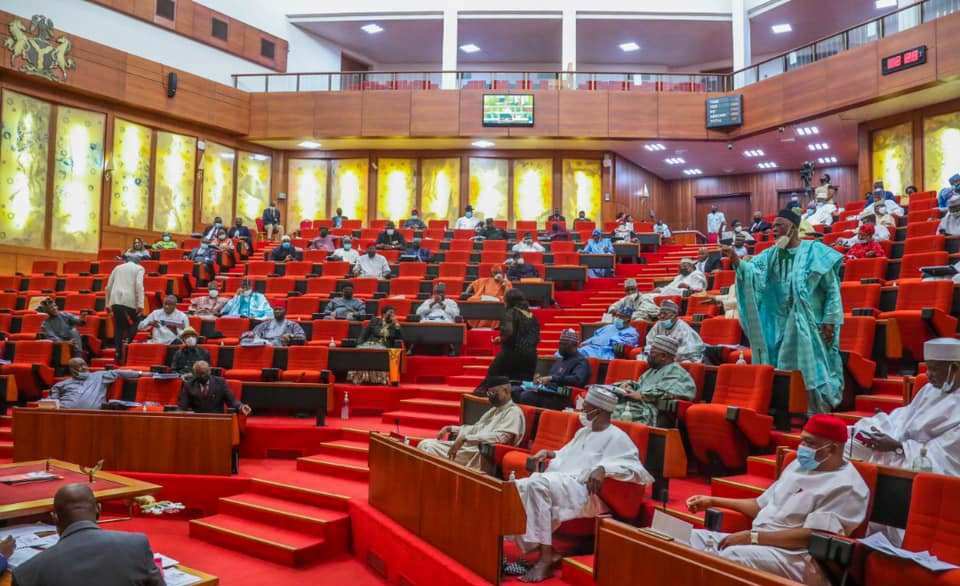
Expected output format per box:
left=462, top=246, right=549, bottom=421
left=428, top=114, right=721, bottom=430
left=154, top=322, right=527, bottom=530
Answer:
left=341, top=392, right=350, bottom=420
left=736, top=350, right=746, bottom=364
left=912, top=445, right=933, bottom=473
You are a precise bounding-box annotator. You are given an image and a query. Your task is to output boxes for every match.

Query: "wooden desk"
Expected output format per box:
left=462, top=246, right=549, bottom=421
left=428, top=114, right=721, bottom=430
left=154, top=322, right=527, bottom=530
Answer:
left=514, top=281, right=554, bottom=307
left=579, top=254, right=615, bottom=269
left=368, top=433, right=526, bottom=585
left=458, top=301, right=506, bottom=321
left=671, top=230, right=706, bottom=245
left=401, top=322, right=466, bottom=353
left=240, top=381, right=328, bottom=426
left=0, top=459, right=159, bottom=519
left=13, top=409, right=234, bottom=475
left=594, top=519, right=800, bottom=586
left=1, top=564, right=217, bottom=585
left=545, top=266, right=587, bottom=288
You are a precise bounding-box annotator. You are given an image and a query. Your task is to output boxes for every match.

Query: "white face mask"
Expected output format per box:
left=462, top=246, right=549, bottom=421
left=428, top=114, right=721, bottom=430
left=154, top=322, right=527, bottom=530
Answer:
left=578, top=411, right=592, bottom=426
left=184, top=337, right=198, bottom=346
left=209, top=290, right=219, bottom=298
left=386, top=229, right=395, bottom=235
left=775, top=235, right=791, bottom=249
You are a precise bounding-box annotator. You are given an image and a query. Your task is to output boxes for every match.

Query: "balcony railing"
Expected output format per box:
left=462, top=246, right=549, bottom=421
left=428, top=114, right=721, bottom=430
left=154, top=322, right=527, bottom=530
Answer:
left=233, top=0, right=959, bottom=94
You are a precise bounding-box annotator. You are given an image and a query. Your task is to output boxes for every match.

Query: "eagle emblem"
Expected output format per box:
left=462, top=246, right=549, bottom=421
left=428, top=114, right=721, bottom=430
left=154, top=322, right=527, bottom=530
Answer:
left=4, top=15, right=76, bottom=82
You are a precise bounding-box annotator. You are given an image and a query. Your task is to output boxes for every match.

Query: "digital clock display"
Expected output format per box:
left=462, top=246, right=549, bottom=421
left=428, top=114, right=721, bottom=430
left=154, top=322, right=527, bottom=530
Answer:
left=882, top=46, right=927, bottom=75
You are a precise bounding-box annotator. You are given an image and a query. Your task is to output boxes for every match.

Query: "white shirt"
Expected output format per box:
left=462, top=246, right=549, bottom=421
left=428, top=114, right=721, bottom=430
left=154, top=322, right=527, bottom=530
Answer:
left=938, top=212, right=960, bottom=236
left=138, top=308, right=189, bottom=344
left=105, top=262, right=145, bottom=311
left=864, top=200, right=904, bottom=218
left=642, top=317, right=704, bottom=362
left=512, top=241, right=545, bottom=253
left=416, top=297, right=460, bottom=322
left=653, top=223, right=672, bottom=238
left=657, top=270, right=707, bottom=295
left=614, top=222, right=634, bottom=238
left=706, top=211, right=726, bottom=234
left=330, top=247, right=359, bottom=264
left=354, top=253, right=391, bottom=278
left=455, top=216, right=481, bottom=230
left=807, top=203, right=837, bottom=226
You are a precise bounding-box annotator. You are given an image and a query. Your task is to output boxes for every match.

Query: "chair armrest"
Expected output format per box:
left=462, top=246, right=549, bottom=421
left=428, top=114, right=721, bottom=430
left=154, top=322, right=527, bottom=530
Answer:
left=493, top=443, right=529, bottom=466
left=921, top=308, right=959, bottom=337
left=851, top=308, right=879, bottom=317
left=704, top=507, right=752, bottom=533
left=842, top=351, right=877, bottom=390
left=808, top=533, right=856, bottom=567
left=733, top=407, right=773, bottom=448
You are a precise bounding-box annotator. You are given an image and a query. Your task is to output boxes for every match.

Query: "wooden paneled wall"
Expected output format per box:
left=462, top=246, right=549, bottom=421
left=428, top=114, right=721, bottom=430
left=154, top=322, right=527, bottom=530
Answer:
left=0, top=10, right=250, bottom=135
left=609, top=157, right=669, bottom=222
left=653, top=166, right=858, bottom=230
left=86, top=0, right=287, bottom=71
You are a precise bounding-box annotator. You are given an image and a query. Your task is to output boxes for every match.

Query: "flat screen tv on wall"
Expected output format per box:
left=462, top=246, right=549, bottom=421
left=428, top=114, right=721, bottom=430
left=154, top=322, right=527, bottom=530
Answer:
left=482, top=94, right=534, bottom=127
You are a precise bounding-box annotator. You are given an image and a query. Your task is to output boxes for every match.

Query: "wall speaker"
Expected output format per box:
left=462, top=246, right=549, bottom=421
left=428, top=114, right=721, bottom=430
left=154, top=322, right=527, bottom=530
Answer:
left=167, top=72, right=178, bottom=98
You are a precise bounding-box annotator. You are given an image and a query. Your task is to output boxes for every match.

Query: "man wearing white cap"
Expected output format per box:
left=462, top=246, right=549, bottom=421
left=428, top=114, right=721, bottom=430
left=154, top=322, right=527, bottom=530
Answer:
left=651, top=258, right=707, bottom=297
left=505, top=386, right=653, bottom=582
left=640, top=301, right=703, bottom=363
left=612, top=335, right=696, bottom=426
left=938, top=195, right=960, bottom=237
left=846, top=337, right=960, bottom=476
left=602, top=279, right=658, bottom=323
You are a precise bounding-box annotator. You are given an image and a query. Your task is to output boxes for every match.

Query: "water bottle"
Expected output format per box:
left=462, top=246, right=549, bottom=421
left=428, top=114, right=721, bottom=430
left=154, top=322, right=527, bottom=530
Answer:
left=341, top=392, right=350, bottom=420
left=575, top=394, right=585, bottom=411
left=329, top=337, right=336, bottom=348
left=508, top=470, right=517, bottom=482
left=911, top=445, right=933, bottom=473
left=736, top=350, right=746, bottom=364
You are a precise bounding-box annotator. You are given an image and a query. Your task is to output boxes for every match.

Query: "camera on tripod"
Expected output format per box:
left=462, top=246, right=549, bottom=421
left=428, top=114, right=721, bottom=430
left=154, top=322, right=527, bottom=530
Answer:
left=800, top=161, right=816, bottom=190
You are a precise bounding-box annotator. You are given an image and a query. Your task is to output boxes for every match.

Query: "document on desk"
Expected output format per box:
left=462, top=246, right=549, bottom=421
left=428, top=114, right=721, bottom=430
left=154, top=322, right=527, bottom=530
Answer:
left=650, top=509, right=693, bottom=544
left=860, top=532, right=960, bottom=572
left=162, top=568, right=203, bottom=586
left=156, top=553, right=180, bottom=568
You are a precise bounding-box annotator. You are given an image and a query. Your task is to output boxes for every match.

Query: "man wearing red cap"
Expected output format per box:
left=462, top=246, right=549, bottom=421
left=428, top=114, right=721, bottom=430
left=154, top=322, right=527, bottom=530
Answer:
left=240, top=301, right=304, bottom=346
left=835, top=223, right=885, bottom=260
left=685, top=414, right=869, bottom=586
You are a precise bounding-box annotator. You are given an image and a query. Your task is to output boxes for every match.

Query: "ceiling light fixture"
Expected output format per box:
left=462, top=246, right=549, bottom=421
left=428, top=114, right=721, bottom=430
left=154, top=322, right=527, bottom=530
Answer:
left=361, top=24, right=383, bottom=34
left=771, top=24, right=792, bottom=34
left=817, top=156, right=838, bottom=164
left=460, top=43, right=481, bottom=53
left=664, top=157, right=685, bottom=165
left=875, top=0, right=898, bottom=8
left=619, top=42, right=640, bottom=52
left=743, top=149, right=765, bottom=158
left=471, top=140, right=495, bottom=148
left=298, top=141, right=321, bottom=149
left=807, top=142, right=830, bottom=151
left=757, top=162, right=778, bottom=169
left=683, top=168, right=702, bottom=176
left=644, top=143, right=666, bottom=152
left=795, top=126, right=820, bottom=136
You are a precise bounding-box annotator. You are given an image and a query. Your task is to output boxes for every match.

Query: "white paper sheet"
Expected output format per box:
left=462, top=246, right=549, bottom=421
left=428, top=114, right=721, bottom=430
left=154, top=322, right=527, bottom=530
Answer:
left=162, top=568, right=203, bottom=586
left=860, top=531, right=960, bottom=572
left=7, top=547, right=43, bottom=569
left=651, top=509, right=694, bottom=544
left=155, top=553, right=179, bottom=568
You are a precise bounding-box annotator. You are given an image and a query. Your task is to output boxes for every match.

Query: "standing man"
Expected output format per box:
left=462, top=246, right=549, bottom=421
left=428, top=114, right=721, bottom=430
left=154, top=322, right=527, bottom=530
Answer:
left=49, top=358, right=140, bottom=409
left=729, top=208, right=844, bottom=414
left=262, top=201, right=282, bottom=240
left=813, top=173, right=831, bottom=200
left=105, top=255, right=145, bottom=355
left=706, top=205, right=727, bottom=243
left=138, top=295, right=189, bottom=345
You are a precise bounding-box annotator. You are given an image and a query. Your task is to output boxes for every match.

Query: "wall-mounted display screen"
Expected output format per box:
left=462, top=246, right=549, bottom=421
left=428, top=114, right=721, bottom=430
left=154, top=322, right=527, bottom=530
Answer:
left=482, top=94, right=534, bottom=127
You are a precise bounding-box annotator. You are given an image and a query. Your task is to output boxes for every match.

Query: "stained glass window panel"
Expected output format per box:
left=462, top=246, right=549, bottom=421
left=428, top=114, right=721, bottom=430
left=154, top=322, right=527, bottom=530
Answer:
left=52, top=106, right=106, bottom=253
left=110, top=119, right=151, bottom=230
left=288, top=158, right=328, bottom=230
left=923, top=111, right=960, bottom=193
left=331, top=158, right=368, bottom=222
left=871, top=122, right=913, bottom=196
left=200, top=142, right=235, bottom=225
left=236, top=152, right=271, bottom=224
left=0, top=90, right=51, bottom=249
left=421, top=158, right=459, bottom=225
left=468, top=158, right=508, bottom=222
left=512, top=158, right=552, bottom=226
left=562, top=159, right=601, bottom=223
left=376, top=158, right=416, bottom=222
left=152, top=131, right=197, bottom=233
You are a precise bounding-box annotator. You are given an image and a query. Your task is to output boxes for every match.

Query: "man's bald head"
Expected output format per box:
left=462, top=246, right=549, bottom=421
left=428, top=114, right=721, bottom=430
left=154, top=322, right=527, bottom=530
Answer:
left=192, top=360, right=211, bottom=380
left=53, top=483, right=99, bottom=534
left=67, top=357, right=88, bottom=378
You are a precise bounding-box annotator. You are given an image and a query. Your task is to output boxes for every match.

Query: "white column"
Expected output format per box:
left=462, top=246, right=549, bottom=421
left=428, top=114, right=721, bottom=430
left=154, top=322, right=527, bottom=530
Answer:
left=732, top=0, right=751, bottom=71
left=561, top=8, right=577, bottom=89
left=441, top=7, right=458, bottom=89
left=896, top=0, right=919, bottom=32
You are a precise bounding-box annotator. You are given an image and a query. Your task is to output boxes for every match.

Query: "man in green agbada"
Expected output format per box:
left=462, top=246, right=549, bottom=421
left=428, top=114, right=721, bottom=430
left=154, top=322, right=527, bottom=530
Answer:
left=612, top=334, right=697, bottom=425
left=727, top=208, right=844, bottom=414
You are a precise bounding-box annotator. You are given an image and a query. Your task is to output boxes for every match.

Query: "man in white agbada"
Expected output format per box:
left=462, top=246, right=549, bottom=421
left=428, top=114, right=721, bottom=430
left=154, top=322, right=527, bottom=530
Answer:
left=686, top=414, right=869, bottom=586
left=601, top=279, right=659, bottom=323
left=418, top=376, right=524, bottom=469
left=938, top=195, right=960, bottom=236
left=650, top=258, right=707, bottom=297
left=639, top=300, right=703, bottom=363
left=846, top=337, right=960, bottom=476
left=806, top=192, right=837, bottom=227
left=507, top=386, right=652, bottom=582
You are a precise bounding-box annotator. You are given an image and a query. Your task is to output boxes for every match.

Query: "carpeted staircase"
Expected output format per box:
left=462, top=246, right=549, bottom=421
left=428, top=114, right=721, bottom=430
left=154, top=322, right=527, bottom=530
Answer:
left=0, top=415, right=12, bottom=459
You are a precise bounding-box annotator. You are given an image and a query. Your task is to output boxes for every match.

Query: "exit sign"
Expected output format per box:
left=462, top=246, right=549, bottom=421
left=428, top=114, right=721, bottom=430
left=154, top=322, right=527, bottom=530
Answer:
left=882, top=45, right=927, bottom=75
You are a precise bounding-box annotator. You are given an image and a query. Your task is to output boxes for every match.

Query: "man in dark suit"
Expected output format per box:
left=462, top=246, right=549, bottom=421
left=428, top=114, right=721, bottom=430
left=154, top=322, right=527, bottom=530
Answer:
left=262, top=201, right=282, bottom=240
left=13, top=483, right=164, bottom=586
left=178, top=360, right=252, bottom=415
left=228, top=218, right=253, bottom=256
left=694, top=247, right=722, bottom=274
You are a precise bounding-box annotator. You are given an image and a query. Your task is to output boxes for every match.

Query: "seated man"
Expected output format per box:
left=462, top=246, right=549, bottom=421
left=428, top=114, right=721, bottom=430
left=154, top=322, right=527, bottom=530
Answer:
left=612, top=335, right=696, bottom=425
left=938, top=195, right=960, bottom=236
left=698, top=283, right=740, bottom=320
left=731, top=232, right=750, bottom=258
left=400, top=238, right=433, bottom=262
left=178, top=360, right=251, bottom=414
left=418, top=375, right=525, bottom=469
left=640, top=300, right=703, bottom=363
left=806, top=191, right=837, bottom=227
left=602, top=279, right=657, bottom=323
left=547, top=222, right=570, bottom=241
left=686, top=415, right=869, bottom=586
left=37, top=297, right=85, bottom=357
left=240, top=302, right=305, bottom=346
left=270, top=235, right=302, bottom=262
left=694, top=247, right=722, bottom=274
left=475, top=218, right=506, bottom=241
left=846, top=337, right=960, bottom=475
left=262, top=201, right=282, bottom=240
left=455, top=205, right=481, bottom=230
left=185, top=238, right=218, bottom=273
left=49, top=358, right=140, bottom=409
left=749, top=211, right=771, bottom=234
left=375, top=221, right=406, bottom=249
left=512, top=233, right=545, bottom=253
left=220, top=279, right=273, bottom=319
left=152, top=232, right=177, bottom=250
left=308, top=227, right=336, bottom=253
left=188, top=281, right=228, bottom=318
left=331, top=207, right=347, bottom=228
left=138, top=294, right=189, bottom=344
left=578, top=308, right=638, bottom=360
left=170, top=327, right=210, bottom=374
left=653, top=218, right=672, bottom=239
left=836, top=223, right=885, bottom=260
left=228, top=218, right=253, bottom=253
left=575, top=210, right=589, bottom=223
left=937, top=173, right=960, bottom=209
left=581, top=229, right=614, bottom=278
left=547, top=208, right=565, bottom=223
left=402, top=209, right=426, bottom=231
left=354, top=244, right=391, bottom=278
left=506, top=386, right=653, bottom=582
left=322, top=285, right=366, bottom=320
left=613, top=215, right=634, bottom=241
left=13, top=483, right=164, bottom=586
left=506, top=252, right=540, bottom=281
left=416, top=284, right=459, bottom=323
left=465, top=266, right=511, bottom=328
left=516, top=329, right=590, bottom=410
left=652, top=258, right=707, bottom=296
left=330, top=236, right=360, bottom=264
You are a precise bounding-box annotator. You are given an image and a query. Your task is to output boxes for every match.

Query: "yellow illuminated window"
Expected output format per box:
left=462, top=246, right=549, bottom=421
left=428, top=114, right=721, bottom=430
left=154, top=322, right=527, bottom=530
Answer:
left=469, top=158, right=508, bottom=221
left=512, top=158, right=553, bottom=226
left=110, top=119, right=151, bottom=230
left=331, top=158, right=368, bottom=221
left=237, top=152, right=271, bottom=224
left=421, top=158, right=460, bottom=225
left=562, top=159, right=602, bottom=223
left=153, top=130, right=197, bottom=233
left=871, top=122, right=913, bottom=196
left=923, top=111, right=960, bottom=193
left=200, top=142, right=236, bottom=225
left=0, top=90, right=50, bottom=249
left=52, top=106, right=106, bottom=253
left=376, top=158, right=416, bottom=222
left=288, top=159, right=328, bottom=230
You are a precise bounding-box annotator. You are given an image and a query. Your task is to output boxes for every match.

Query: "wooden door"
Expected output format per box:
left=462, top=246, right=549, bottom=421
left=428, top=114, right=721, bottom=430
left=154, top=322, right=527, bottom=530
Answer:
left=693, top=193, right=751, bottom=235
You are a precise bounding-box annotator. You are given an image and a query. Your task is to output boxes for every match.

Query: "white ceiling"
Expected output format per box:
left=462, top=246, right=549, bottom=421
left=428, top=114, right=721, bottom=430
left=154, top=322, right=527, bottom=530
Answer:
left=577, top=18, right=732, bottom=69
left=458, top=18, right=563, bottom=64
left=294, top=18, right=443, bottom=65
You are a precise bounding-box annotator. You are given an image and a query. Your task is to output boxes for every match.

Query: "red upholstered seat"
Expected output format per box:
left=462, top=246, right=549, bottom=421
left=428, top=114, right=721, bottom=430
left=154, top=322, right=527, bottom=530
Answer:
left=264, top=277, right=300, bottom=299
left=439, top=263, right=466, bottom=278
left=284, top=261, right=313, bottom=277
left=0, top=340, right=55, bottom=400
left=864, top=473, right=960, bottom=586
left=62, top=276, right=96, bottom=293
left=501, top=410, right=581, bottom=480
left=398, top=263, right=427, bottom=278
left=124, top=343, right=169, bottom=370
left=453, top=229, right=475, bottom=240
left=245, top=261, right=275, bottom=277
left=604, top=359, right=647, bottom=384
left=280, top=345, right=329, bottom=382
left=899, top=252, right=949, bottom=282
left=450, top=240, right=473, bottom=252
left=841, top=282, right=881, bottom=314
left=712, top=270, right=736, bottom=290
left=389, top=277, right=422, bottom=298
left=480, top=250, right=506, bottom=264
left=435, top=278, right=465, bottom=295
left=304, top=276, right=339, bottom=298
left=285, top=297, right=318, bottom=320
left=879, top=280, right=957, bottom=362
left=63, top=294, right=99, bottom=313
left=903, top=235, right=946, bottom=256
left=322, top=261, right=351, bottom=278
left=906, top=220, right=941, bottom=239
left=685, top=296, right=720, bottom=318
left=909, top=198, right=937, bottom=211
left=552, top=252, right=580, bottom=265
left=224, top=345, right=274, bottom=381
left=427, top=220, right=448, bottom=230
left=482, top=239, right=507, bottom=251
left=551, top=241, right=575, bottom=253
left=699, top=317, right=742, bottom=346
left=62, top=261, right=93, bottom=275
left=515, top=221, right=538, bottom=233
left=843, top=257, right=888, bottom=283
left=309, top=319, right=350, bottom=345
left=30, top=260, right=58, bottom=275
left=135, top=376, right=182, bottom=404
left=839, top=316, right=878, bottom=391
left=349, top=278, right=379, bottom=297
left=21, top=276, right=58, bottom=296
left=443, top=250, right=471, bottom=264
left=213, top=317, right=250, bottom=346
left=684, top=363, right=775, bottom=470
left=9, top=314, right=47, bottom=341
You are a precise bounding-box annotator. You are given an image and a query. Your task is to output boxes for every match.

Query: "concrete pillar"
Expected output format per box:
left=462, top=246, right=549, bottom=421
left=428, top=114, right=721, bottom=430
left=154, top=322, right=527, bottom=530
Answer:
left=732, top=0, right=751, bottom=71
left=441, top=7, right=458, bottom=89
left=561, top=9, right=577, bottom=88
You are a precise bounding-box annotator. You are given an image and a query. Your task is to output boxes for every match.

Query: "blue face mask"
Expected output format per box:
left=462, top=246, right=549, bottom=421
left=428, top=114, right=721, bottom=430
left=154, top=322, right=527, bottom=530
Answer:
left=465, top=212, right=473, bottom=218
left=661, top=318, right=675, bottom=329
left=343, top=243, right=352, bottom=250
left=796, top=444, right=826, bottom=471
left=282, top=242, right=291, bottom=249
left=614, top=318, right=626, bottom=329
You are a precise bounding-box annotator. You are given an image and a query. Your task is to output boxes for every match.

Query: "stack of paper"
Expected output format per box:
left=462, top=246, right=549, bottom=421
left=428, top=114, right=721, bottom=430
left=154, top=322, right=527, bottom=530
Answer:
left=0, top=524, right=59, bottom=569
left=860, top=532, right=959, bottom=572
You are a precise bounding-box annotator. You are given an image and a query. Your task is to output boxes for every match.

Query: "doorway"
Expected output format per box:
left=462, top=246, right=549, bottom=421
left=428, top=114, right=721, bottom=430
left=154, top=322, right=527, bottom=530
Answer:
left=694, top=193, right=751, bottom=235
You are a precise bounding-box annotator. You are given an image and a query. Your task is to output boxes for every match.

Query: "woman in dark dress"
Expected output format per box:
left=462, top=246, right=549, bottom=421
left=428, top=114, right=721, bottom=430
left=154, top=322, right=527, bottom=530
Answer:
left=348, top=306, right=404, bottom=384
left=487, top=289, right=540, bottom=382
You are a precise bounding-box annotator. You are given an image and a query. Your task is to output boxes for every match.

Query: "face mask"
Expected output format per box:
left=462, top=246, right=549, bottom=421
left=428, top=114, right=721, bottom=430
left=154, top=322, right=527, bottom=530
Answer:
left=209, top=290, right=219, bottom=298
left=320, top=231, right=328, bottom=237
left=282, top=242, right=291, bottom=249
left=679, top=268, right=691, bottom=276
left=367, top=251, right=376, bottom=258
left=163, top=236, right=171, bottom=242
left=219, top=234, right=227, bottom=240
left=516, top=258, right=525, bottom=265
left=343, top=243, right=352, bottom=250
left=775, top=234, right=792, bottom=249
left=343, top=292, right=353, bottom=300
left=614, top=318, right=626, bottom=329
left=74, top=371, right=89, bottom=380
left=487, top=390, right=502, bottom=406
left=494, top=274, right=502, bottom=281
left=386, top=229, right=395, bottom=235
left=796, top=444, right=827, bottom=472
left=412, top=215, right=419, bottom=220
left=184, top=337, right=197, bottom=347
left=465, top=212, right=473, bottom=218
left=858, top=236, right=870, bottom=243
left=734, top=226, right=742, bottom=232
left=661, top=318, right=675, bottom=329
left=241, top=290, right=252, bottom=297
left=524, top=240, right=532, bottom=246
left=578, top=411, right=594, bottom=427
left=199, top=243, right=208, bottom=250
left=195, top=374, right=209, bottom=384
left=951, top=209, right=960, bottom=218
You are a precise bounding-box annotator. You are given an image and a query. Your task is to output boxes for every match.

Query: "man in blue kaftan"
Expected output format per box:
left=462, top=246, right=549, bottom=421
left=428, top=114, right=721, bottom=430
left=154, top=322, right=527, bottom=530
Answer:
left=578, top=308, right=638, bottom=360
left=581, top=229, right=614, bottom=278
left=729, top=208, right=844, bottom=414
left=220, top=280, right=273, bottom=320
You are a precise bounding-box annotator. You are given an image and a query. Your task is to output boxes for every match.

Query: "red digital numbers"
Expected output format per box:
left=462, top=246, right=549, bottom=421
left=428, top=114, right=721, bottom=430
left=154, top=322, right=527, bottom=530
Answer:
left=904, top=49, right=919, bottom=64
left=887, top=55, right=902, bottom=68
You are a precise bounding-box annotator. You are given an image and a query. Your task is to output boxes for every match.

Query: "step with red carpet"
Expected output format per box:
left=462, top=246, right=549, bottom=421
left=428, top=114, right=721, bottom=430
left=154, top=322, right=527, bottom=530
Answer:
left=710, top=474, right=771, bottom=499
left=397, top=398, right=460, bottom=416
left=380, top=410, right=458, bottom=429
left=313, top=439, right=371, bottom=463
left=560, top=555, right=594, bottom=586
left=297, top=453, right=370, bottom=481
